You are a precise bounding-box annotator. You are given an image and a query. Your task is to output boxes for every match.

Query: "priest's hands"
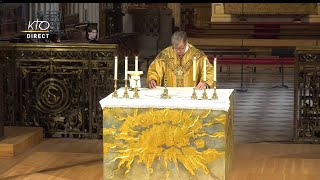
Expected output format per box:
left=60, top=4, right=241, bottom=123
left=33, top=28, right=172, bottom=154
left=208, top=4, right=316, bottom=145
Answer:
left=196, top=82, right=207, bottom=90
left=148, top=80, right=157, bottom=89
left=148, top=80, right=207, bottom=89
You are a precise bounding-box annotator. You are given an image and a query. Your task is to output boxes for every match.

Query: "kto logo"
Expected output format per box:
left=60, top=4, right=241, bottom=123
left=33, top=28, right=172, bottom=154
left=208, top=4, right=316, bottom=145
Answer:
left=22, top=19, right=50, bottom=33
left=22, top=19, right=50, bottom=39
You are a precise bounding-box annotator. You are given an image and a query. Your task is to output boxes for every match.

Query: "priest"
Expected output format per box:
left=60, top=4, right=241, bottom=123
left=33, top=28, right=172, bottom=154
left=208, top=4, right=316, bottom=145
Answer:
left=147, top=31, right=214, bottom=90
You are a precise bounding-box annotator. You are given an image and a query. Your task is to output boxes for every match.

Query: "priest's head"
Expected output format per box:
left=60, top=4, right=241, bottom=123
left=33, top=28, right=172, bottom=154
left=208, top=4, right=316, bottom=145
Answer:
left=171, top=31, right=188, bottom=57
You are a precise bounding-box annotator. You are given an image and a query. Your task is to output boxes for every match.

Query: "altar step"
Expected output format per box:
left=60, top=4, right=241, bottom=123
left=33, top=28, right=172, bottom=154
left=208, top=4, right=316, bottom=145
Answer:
left=0, top=126, right=43, bottom=157
left=0, top=139, right=102, bottom=180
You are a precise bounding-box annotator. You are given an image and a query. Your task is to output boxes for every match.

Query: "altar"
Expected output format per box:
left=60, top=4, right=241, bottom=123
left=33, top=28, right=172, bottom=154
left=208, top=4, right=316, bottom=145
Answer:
left=100, top=87, right=234, bottom=180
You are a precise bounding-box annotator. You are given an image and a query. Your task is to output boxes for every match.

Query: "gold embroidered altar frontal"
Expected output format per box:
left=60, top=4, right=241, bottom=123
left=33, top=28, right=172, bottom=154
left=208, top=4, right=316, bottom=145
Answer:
left=100, top=88, right=234, bottom=180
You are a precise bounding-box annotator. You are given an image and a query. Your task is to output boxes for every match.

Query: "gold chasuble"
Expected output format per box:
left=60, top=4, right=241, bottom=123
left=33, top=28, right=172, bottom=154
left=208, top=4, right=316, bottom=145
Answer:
left=147, top=44, right=214, bottom=87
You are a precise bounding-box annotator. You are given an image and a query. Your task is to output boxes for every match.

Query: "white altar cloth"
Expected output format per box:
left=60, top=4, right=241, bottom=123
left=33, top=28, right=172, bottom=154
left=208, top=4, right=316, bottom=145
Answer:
left=99, top=87, right=234, bottom=111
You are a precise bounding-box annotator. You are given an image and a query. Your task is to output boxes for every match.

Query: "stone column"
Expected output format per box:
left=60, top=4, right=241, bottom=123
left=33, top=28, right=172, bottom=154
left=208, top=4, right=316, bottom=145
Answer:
left=74, top=3, right=99, bottom=36
left=84, top=3, right=88, bottom=22
left=92, top=3, right=100, bottom=25
left=123, top=14, right=133, bottom=33
left=78, top=4, right=84, bottom=23
left=167, top=3, right=181, bottom=29
left=210, top=3, right=234, bottom=22
left=51, top=3, right=59, bottom=11
left=29, top=3, right=34, bottom=20
left=39, top=3, right=45, bottom=11
left=76, top=3, right=99, bottom=24
left=74, top=3, right=79, bottom=14
left=66, top=3, right=96, bottom=23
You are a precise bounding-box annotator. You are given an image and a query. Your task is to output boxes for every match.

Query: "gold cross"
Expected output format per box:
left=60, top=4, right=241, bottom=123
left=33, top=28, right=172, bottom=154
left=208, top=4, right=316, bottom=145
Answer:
left=177, top=66, right=184, bottom=76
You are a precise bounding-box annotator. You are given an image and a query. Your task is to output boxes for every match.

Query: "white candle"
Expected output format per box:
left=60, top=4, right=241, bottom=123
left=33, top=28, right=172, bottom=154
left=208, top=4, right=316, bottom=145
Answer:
left=214, top=57, right=217, bottom=81
left=114, top=56, right=118, bottom=79
left=124, top=56, right=128, bottom=80
left=135, top=56, right=138, bottom=71
left=203, top=58, right=206, bottom=81
left=193, top=56, right=196, bottom=81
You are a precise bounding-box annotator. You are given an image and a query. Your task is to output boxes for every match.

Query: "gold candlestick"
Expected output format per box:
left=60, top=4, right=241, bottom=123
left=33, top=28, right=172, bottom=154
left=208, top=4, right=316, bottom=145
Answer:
left=123, top=79, right=129, bottom=98
left=133, top=79, right=139, bottom=99
left=112, top=79, right=118, bottom=98
left=211, top=81, right=218, bottom=99
left=161, top=87, right=170, bottom=99
left=161, top=58, right=171, bottom=99
left=191, top=81, right=197, bottom=100
left=201, top=81, right=208, bottom=100
left=160, top=76, right=171, bottom=99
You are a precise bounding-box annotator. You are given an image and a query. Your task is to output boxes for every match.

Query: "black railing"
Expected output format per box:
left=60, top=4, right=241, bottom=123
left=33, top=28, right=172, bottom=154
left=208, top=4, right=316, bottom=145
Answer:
left=294, top=47, right=320, bottom=143
left=0, top=43, right=118, bottom=139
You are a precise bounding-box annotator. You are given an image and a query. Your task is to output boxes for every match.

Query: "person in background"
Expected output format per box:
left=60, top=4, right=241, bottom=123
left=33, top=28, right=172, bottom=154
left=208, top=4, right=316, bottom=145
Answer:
left=86, top=25, right=98, bottom=43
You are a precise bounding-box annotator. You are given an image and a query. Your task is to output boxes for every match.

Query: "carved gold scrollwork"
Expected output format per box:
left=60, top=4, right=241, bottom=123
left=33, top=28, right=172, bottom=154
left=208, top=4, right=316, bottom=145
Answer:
left=36, top=78, right=69, bottom=114
left=72, top=70, right=82, bottom=80
left=303, top=54, right=317, bottom=62
left=21, top=68, right=29, bottom=78
left=92, top=62, right=98, bottom=68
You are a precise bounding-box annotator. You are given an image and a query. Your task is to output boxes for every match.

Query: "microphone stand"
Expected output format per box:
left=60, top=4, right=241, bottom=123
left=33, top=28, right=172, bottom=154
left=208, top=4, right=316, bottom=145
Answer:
left=272, top=48, right=290, bottom=89
left=236, top=3, right=248, bottom=93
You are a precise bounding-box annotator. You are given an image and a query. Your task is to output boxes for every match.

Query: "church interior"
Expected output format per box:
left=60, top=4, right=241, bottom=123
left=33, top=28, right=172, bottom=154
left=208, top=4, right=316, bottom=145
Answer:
left=1, top=3, right=320, bottom=180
